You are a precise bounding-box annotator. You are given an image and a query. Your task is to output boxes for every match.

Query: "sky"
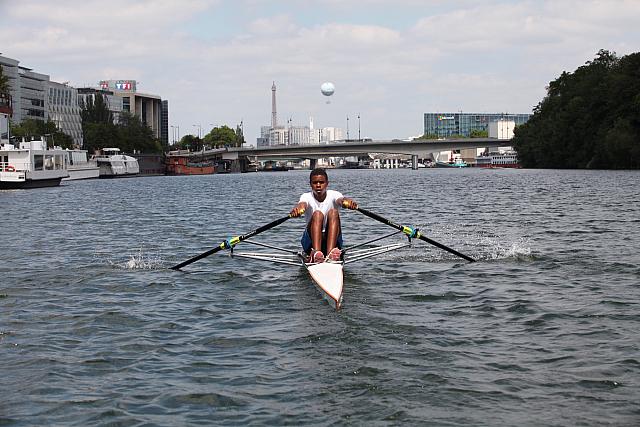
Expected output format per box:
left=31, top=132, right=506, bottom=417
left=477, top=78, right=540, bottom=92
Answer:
left=1, top=0, right=639, bottom=144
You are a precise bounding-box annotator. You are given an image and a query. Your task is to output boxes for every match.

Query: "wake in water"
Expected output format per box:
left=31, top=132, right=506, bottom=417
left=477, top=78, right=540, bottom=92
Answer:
left=98, top=248, right=165, bottom=270
left=481, top=236, right=533, bottom=260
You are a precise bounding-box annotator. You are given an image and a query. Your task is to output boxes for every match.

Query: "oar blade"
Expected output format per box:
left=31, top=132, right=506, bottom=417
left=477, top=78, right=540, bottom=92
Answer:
left=417, top=234, right=476, bottom=262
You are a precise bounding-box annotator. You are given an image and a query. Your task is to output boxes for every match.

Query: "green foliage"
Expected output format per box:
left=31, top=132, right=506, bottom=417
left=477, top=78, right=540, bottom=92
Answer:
left=513, top=50, right=640, bottom=169
left=179, top=134, right=202, bottom=151
left=116, top=112, right=163, bottom=153
left=82, top=122, right=118, bottom=154
left=9, top=118, right=74, bottom=149
left=80, top=93, right=113, bottom=125
left=204, top=125, right=238, bottom=147
left=470, top=129, right=488, bottom=138
left=80, top=94, right=162, bottom=154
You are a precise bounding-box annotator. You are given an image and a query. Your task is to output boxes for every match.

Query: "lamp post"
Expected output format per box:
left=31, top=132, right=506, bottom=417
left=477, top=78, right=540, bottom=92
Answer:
left=192, top=124, right=202, bottom=138
left=346, top=116, right=349, bottom=140
left=358, top=114, right=361, bottom=141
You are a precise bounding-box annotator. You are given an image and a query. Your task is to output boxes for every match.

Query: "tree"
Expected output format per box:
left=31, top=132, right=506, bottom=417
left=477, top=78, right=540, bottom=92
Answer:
left=179, top=134, right=202, bottom=151
left=204, top=125, right=237, bottom=148
left=80, top=93, right=113, bottom=125
left=117, top=111, right=162, bottom=153
left=513, top=50, right=640, bottom=169
left=80, top=93, right=117, bottom=153
left=235, top=124, right=245, bottom=147
left=79, top=94, right=162, bottom=153
left=9, top=118, right=74, bottom=149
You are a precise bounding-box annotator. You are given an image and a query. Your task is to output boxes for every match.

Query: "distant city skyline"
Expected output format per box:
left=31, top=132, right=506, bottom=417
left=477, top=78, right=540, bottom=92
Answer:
left=1, top=0, right=639, bottom=145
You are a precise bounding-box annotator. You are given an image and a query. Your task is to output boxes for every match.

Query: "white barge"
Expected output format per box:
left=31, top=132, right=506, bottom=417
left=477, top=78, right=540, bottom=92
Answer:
left=0, top=138, right=69, bottom=189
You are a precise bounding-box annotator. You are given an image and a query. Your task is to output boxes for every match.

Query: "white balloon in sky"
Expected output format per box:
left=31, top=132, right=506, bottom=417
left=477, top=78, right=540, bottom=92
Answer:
left=320, top=82, right=335, bottom=97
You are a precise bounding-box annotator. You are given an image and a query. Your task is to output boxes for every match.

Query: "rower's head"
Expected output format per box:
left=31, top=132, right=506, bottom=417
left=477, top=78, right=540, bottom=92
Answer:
left=309, top=168, right=328, bottom=183
left=309, top=168, right=329, bottom=199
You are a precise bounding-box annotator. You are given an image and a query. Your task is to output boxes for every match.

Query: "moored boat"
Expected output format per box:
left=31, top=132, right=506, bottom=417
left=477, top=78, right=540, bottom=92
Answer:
left=436, top=152, right=468, bottom=168
left=166, top=154, right=216, bottom=175
left=64, top=149, right=100, bottom=180
left=0, top=137, right=69, bottom=189
left=475, top=150, right=521, bottom=168
left=92, top=148, right=140, bottom=178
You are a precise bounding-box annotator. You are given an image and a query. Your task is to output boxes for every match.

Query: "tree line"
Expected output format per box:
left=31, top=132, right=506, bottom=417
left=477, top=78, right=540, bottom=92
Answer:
left=81, top=94, right=163, bottom=154
left=513, top=50, right=640, bottom=169
left=172, top=125, right=245, bottom=152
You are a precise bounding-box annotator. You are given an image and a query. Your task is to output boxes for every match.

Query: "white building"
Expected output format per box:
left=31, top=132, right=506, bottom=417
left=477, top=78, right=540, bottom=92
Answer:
left=98, top=80, right=163, bottom=139
left=320, top=127, right=344, bottom=143
left=288, top=126, right=310, bottom=145
left=269, top=126, right=288, bottom=145
left=489, top=119, right=516, bottom=140
left=48, top=81, right=83, bottom=147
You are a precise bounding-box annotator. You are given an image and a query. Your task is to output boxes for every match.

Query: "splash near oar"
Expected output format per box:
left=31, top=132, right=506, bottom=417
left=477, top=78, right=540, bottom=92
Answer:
left=355, top=207, right=476, bottom=263
left=170, top=213, right=296, bottom=270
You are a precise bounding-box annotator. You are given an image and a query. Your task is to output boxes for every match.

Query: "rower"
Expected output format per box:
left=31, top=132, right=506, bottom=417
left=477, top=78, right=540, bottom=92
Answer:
left=289, top=168, right=358, bottom=263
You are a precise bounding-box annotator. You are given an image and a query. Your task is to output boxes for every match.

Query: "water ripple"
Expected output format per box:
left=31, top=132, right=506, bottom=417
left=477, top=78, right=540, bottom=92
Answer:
left=2, top=170, right=640, bottom=425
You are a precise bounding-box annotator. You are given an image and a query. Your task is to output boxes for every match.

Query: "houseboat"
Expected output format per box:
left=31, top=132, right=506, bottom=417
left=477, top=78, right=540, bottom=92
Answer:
left=0, top=137, right=69, bottom=189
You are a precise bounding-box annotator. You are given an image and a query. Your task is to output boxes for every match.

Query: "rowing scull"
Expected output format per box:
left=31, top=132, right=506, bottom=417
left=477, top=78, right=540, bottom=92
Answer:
left=171, top=207, right=476, bottom=309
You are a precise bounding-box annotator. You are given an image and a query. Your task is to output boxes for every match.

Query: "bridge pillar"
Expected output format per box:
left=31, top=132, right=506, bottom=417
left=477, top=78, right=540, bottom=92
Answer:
left=411, top=154, right=418, bottom=170
left=310, top=159, right=317, bottom=170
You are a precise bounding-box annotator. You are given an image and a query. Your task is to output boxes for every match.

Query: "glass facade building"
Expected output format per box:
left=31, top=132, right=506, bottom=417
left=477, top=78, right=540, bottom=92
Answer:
left=424, top=112, right=531, bottom=138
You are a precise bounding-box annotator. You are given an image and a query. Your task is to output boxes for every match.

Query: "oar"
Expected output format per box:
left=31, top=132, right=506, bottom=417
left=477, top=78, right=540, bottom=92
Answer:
left=355, top=207, right=476, bottom=262
left=171, top=213, right=295, bottom=270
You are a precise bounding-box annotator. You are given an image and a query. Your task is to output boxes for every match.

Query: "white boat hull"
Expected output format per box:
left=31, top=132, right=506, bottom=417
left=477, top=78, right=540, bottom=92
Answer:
left=305, top=261, right=344, bottom=310
left=64, top=165, right=100, bottom=180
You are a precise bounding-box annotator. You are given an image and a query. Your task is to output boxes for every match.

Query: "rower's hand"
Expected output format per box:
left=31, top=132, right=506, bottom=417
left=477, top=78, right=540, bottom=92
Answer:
left=290, top=206, right=305, bottom=217
left=342, top=199, right=358, bottom=210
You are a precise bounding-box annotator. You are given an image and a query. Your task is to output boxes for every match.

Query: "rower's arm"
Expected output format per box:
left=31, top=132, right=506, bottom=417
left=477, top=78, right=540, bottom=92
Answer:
left=290, top=201, right=307, bottom=217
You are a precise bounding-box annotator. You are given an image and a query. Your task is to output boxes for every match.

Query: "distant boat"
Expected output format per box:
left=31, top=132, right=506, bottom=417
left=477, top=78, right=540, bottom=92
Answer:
left=436, top=155, right=468, bottom=168
left=166, top=154, right=216, bottom=175
left=475, top=151, right=521, bottom=168
left=64, top=149, right=100, bottom=180
left=1, top=137, right=69, bottom=189
left=92, top=148, right=140, bottom=178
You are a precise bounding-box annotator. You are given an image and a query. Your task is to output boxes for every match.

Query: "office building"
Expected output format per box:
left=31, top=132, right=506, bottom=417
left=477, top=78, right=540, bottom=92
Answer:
left=288, top=126, right=310, bottom=145
left=99, top=80, right=163, bottom=139
left=0, top=54, right=49, bottom=124
left=161, top=100, right=169, bottom=147
left=48, top=81, right=83, bottom=147
left=424, top=112, right=530, bottom=138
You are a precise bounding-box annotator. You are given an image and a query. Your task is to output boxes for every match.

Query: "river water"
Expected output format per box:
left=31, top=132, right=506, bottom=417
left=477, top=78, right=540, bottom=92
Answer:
left=1, top=168, right=639, bottom=426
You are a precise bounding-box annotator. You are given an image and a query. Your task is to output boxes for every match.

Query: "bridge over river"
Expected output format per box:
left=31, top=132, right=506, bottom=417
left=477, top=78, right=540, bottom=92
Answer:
left=170, top=138, right=511, bottom=171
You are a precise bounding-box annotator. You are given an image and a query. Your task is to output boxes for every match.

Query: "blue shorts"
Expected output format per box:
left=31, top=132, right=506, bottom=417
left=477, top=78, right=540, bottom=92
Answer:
left=301, top=229, right=343, bottom=254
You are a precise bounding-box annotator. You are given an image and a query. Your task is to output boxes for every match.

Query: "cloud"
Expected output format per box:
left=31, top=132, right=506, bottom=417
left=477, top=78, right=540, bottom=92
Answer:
left=1, top=0, right=639, bottom=143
